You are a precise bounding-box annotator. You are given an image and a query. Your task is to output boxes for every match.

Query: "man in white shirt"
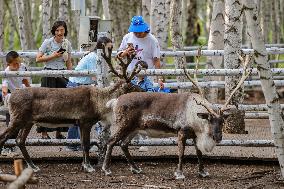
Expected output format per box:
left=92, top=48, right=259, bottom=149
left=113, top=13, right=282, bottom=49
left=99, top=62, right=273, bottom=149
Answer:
left=117, top=15, right=161, bottom=71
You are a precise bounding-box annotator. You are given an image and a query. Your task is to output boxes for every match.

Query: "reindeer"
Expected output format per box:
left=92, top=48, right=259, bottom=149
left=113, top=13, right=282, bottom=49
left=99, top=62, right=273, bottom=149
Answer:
left=102, top=54, right=252, bottom=179
left=0, top=45, right=145, bottom=173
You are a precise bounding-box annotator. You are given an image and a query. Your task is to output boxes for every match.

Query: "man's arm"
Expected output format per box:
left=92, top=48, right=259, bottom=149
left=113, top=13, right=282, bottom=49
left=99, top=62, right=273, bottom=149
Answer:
left=22, top=79, right=30, bottom=87
left=153, top=57, right=161, bottom=69
left=66, top=53, right=72, bottom=70
left=2, top=86, right=8, bottom=97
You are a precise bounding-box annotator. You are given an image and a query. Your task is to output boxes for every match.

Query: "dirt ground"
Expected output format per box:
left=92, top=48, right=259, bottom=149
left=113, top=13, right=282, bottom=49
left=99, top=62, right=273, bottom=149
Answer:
left=0, top=118, right=283, bottom=189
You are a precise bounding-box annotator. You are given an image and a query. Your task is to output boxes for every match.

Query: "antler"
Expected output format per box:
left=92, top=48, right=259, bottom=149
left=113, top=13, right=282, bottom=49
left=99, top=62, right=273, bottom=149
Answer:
left=183, top=47, right=204, bottom=97
left=193, top=97, right=220, bottom=118
left=102, top=44, right=143, bottom=83
left=220, top=54, right=253, bottom=112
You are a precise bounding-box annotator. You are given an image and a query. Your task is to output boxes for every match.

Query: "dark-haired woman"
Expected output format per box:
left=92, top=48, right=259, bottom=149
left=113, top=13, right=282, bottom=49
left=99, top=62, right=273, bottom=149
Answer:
left=36, top=20, right=72, bottom=139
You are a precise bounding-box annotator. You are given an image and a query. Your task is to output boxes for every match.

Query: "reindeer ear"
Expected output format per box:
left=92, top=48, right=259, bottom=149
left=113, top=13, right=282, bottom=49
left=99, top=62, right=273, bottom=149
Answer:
left=197, top=113, right=210, bottom=120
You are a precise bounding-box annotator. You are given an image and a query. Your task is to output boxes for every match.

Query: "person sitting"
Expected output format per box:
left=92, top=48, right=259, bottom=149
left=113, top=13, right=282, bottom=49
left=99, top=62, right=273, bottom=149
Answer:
left=154, top=78, right=171, bottom=93
left=1, top=51, right=30, bottom=155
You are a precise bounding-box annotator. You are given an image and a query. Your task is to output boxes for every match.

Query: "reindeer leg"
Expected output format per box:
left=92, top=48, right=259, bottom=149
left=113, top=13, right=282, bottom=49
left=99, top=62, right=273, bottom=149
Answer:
left=175, top=130, right=186, bottom=179
left=102, top=131, right=128, bottom=176
left=79, top=122, right=94, bottom=173
left=0, top=120, right=21, bottom=154
left=120, top=132, right=142, bottom=174
left=16, top=124, right=40, bottom=172
left=193, top=138, right=209, bottom=178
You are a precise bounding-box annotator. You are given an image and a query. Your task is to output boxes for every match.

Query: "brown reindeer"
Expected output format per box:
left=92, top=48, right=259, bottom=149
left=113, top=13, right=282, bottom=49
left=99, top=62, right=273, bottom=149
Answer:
left=0, top=45, right=144, bottom=173
left=102, top=54, right=252, bottom=179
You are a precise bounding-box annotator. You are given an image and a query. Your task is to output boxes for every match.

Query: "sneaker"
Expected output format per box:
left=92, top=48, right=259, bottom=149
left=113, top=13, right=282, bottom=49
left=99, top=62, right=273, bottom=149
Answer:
left=138, top=146, right=148, bottom=152
left=1, top=147, right=15, bottom=156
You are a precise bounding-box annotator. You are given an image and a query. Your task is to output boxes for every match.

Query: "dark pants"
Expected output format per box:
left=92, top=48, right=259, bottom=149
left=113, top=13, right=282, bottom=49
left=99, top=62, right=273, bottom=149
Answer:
left=36, top=76, right=69, bottom=133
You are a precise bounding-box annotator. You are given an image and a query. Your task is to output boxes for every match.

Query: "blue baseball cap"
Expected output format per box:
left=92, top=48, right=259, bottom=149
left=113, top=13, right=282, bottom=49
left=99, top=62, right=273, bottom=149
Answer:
left=128, top=16, right=150, bottom=33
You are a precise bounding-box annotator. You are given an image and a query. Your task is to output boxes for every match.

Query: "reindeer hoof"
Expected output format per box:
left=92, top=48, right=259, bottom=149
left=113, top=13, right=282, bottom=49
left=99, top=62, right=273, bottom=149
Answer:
left=102, top=167, right=112, bottom=176
left=130, top=166, right=142, bottom=174
left=198, top=170, right=209, bottom=178
left=82, top=164, right=95, bottom=173
left=28, top=164, right=40, bottom=173
left=174, top=171, right=185, bottom=179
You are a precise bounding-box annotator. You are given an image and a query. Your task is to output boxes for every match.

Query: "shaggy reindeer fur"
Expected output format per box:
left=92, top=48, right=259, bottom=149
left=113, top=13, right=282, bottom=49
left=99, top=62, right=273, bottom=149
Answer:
left=0, top=80, right=141, bottom=172
left=102, top=92, right=225, bottom=179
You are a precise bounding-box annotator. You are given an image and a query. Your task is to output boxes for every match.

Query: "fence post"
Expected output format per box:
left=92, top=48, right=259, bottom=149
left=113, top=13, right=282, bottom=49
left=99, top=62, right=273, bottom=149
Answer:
left=95, top=48, right=111, bottom=166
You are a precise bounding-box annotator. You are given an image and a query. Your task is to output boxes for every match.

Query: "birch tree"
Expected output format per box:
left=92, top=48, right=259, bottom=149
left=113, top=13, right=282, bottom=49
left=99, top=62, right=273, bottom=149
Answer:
left=170, top=0, right=186, bottom=93
left=241, top=0, right=284, bottom=178
left=14, top=0, right=28, bottom=50
left=91, top=0, right=98, bottom=16
left=59, top=0, right=68, bottom=21
left=205, top=0, right=225, bottom=102
left=42, top=0, right=51, bottom=40
left=142, top=0, right=151, bottom=24
left=224, top=0, right=245, bottom=133
left=150, top=0, right=168, bottom=51
left=23, top=0, right=35, bottom=49
left=102, top=0, right=110, bottom=20
left=0, top=0, right=4, bottom=69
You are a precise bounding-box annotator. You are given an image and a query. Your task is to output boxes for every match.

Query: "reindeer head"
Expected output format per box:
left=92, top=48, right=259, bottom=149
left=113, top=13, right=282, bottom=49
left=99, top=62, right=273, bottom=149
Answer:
left=188, top=53, right=253, bottom=144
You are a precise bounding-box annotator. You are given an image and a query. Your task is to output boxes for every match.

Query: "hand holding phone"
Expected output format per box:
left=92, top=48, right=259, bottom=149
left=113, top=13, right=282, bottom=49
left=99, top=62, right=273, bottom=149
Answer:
left=57, top=47, right=66, bottom=54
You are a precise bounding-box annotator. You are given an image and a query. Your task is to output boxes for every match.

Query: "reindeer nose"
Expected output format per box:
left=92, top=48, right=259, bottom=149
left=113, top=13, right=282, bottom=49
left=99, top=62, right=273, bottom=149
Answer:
left=213, top=133, right=222, bottom=143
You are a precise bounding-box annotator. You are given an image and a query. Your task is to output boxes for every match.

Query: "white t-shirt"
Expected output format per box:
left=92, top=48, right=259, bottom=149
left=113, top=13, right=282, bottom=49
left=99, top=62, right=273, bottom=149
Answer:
left=2, top=63, right=29, bottom=92
left=118, top=33, right=160, bottom=71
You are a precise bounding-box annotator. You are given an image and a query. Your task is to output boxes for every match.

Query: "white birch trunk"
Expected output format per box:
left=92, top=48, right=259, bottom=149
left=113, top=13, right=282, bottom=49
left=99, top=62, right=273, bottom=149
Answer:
left=23, top=0, right=35, bottom=49
left=14, top=0, right=28, bottom=50
left=91, top=0, right=98, bottom=16
left=102, top=0, right=110, bottom=20
left=241, top=0, right=284, bottom=178
left=224, top=0, right=243, bottom=105
left=262, top=0, right=270, bottom=43
left=42, top=0, right=51, bottom=40
left=150, top=0, right=168, bottom=50
left=205, top=0, right=225, bottom=102
left=142, top=0, right=151, bottom=24
left=59, top=0, right=68, bottom=22
left=170, top=0, right=186, bottom=93
left=0, top=0, right=4, bottom=53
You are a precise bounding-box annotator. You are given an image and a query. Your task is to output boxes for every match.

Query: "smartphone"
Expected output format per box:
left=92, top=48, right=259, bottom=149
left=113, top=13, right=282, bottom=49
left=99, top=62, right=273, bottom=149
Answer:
left=57, top=47, right=66, bottom=54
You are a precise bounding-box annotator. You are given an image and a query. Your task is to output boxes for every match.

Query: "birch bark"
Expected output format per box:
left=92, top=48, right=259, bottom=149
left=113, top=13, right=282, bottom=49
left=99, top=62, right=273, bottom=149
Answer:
left=241, top=0, right=284, bottom=178
left=224, top=0, right=245, bottom=133
left=102, top=0, right=110, bottom=20
left=14, top=0, right=28, bottom=50
left=170, top=0, right=186, bottom=93
left=0, top=0, right=4, bottom=69
left=42, top=0, right=51, bottom=40
left=150, top=0, right=168, bottom=51
left=142, top=0, right=151, bottom=24
left=205, top=0, right=225, bottom=102
left=59, top=0, right=68, bottom=22
left=91, top=0, right=98, bottom=16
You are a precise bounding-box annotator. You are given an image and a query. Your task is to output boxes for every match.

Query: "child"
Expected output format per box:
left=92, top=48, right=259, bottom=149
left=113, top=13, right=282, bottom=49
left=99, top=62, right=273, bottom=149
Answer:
left=130, top=61, right=155, bottom=92
left=1, top=51, right=30, bottom=155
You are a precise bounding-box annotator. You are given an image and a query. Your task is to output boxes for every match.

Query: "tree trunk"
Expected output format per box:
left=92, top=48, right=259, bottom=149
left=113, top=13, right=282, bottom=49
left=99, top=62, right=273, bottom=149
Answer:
left=59, top=0, right=68, bottom=22
left=170, top=0, right=186, bottom=93
left=224, top=0, right=245, bottom=133
left=51, top=0, right=59, bottom=24
left=90, top=0, right=98, bottom=16
left=42, top=0, right=51, bottom=40
left=241, top=0, right=284, bottom=178
left=205, top=0, right=225, bottom=103
left=23, top=0, right=35, bottom=49
left=14, top=0, right=28, bottom=50
left=150, top=0, right=168, bottom=50
left=142, top=0, right=151, bottom=24
left=0, top=0, right=4, bottom=69
left=262, top=0, right=270, bottom=43
left=102, top=0, right=110, bottom=19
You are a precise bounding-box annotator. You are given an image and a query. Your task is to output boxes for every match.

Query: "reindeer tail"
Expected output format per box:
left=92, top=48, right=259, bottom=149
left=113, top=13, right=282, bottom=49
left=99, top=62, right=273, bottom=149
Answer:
left=106, top=99, right=118, bottom=109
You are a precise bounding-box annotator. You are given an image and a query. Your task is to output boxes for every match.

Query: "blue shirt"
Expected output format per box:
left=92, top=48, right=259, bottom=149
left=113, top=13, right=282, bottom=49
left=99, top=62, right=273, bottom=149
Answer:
left=69, top=52, right=97, bottom=84
left=131, top=76, right=155, bottom=92
left=154, top=87, right=171, bottom=93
